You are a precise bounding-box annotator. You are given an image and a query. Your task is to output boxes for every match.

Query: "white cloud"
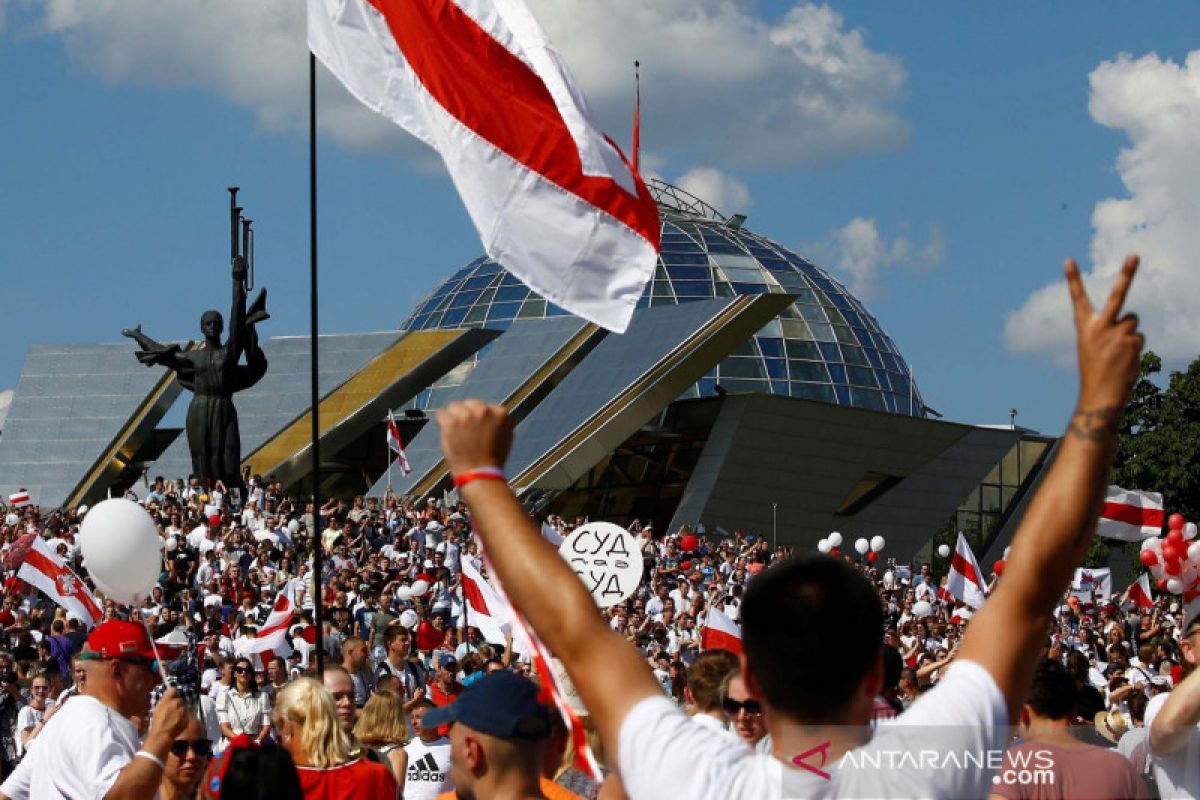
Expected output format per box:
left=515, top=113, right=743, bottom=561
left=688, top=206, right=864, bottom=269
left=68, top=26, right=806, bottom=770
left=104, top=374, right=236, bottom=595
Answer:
left=0, top=389, right=12, bottom=431
left=674, top=167, right=752, bottom=216
left=1005, top=51, right=1200, bottom=364
left=28, top=0, right=907, bottom=168
left=804, top=218, right=944, bottom=299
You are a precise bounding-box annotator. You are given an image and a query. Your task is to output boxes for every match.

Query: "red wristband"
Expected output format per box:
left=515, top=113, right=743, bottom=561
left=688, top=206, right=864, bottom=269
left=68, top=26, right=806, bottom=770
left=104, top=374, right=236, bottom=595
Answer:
left=453, top=467, right=506, bottom=488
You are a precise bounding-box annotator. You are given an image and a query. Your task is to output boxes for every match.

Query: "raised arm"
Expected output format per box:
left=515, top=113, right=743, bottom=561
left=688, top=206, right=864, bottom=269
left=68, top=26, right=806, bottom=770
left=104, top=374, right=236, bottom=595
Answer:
left=437, top=401, right=662, bottom=762
left=227, top=257, right=249, bottom=361
left=957, top=256, right=1144, bottom=720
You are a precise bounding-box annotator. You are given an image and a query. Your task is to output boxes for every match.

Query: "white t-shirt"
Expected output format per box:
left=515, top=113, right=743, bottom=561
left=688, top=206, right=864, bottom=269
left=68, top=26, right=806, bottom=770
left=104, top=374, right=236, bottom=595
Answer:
left=1145, top=690, right=1200, bottom=798
left=15, top=702, right=54, bottom=756
left=22, top=695, right=140, bottom=799
left=618, top=659, right=1007, bottom=799
left=403, top=736, right=453, bottom=800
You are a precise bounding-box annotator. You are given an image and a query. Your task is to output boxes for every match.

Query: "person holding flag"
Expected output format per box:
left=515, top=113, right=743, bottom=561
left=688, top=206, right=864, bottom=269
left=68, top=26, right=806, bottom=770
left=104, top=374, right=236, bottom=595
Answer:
left=386, top=412, right=412, bottom=479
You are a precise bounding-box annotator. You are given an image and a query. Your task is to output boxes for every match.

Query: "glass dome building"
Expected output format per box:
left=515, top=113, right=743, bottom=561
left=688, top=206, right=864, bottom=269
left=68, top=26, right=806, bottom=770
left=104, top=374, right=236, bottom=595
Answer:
left=402, top=179, right=926, bottom=416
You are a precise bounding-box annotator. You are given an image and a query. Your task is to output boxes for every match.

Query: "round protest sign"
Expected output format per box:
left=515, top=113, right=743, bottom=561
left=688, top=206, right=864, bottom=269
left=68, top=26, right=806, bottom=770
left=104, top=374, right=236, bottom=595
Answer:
left=558, top=522, right=643, bottom=608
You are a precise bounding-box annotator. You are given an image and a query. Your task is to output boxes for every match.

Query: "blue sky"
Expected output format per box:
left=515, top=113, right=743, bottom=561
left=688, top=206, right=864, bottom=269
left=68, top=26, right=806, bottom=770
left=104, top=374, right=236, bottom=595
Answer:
left=2, top=1, right=1199, bottom=434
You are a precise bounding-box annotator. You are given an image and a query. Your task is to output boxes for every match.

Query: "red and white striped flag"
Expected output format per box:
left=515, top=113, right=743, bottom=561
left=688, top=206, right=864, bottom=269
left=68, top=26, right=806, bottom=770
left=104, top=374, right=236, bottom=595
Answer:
left=237, top=579, right=300, bottom=667
left=8, top=491, right=31, bottom=509
left=1129, top=573, right=1154, bottom=611
left=308, top=0, right=661, bottom=333
left=14, top=536, right=102, bottom=627
left=460, top=557, right=512, bottom=646
left=946, top=532, right=987, bottom=609
left=701, top=606, right=743, bottom=655
left=1098, top=486, right=1164, bottom=541
left=386, top=413, right=412, bottom=476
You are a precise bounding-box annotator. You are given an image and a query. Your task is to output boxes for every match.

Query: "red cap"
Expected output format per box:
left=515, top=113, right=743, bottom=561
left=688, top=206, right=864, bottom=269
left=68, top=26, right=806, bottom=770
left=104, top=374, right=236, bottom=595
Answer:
left=81, top=620, right=157, bottom=661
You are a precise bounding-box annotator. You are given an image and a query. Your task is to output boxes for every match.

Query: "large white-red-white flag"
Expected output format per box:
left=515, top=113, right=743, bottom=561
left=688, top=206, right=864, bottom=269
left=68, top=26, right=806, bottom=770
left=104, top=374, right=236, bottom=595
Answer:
left=460, top=558, right=513, bottom=646
left=386, top=413, right=412, bottom=476
left=946, top=532, right=988, bottom=609
left=1098, top=486, right=1164, bottom=541
left=308, top=0, right=661, bottom=333
left=701, top=606, right=743, bottom=655
left=1129, top=573, right=1154, bottom=611
left=236, top=579, right=301, bottom=668
left=14, top=536, right=102, bottom=627
left=8, top=492, right=31, bottom=509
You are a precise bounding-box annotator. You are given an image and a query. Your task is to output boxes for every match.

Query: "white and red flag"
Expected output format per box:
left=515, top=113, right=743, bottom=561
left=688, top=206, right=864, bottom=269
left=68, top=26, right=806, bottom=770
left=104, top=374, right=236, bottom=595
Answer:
left=308, top=0, right=661, bottom=333
left=460, top=557, right=513, bottom=646
left=1129, top=573, right=1154, bottom=610
left=13, top=536, right=102, bottom=627
left=237, top=579, right=301, bottom=668
left=1098, top=486, right=1164, bottom=541
left=8, top=491, right=31, bottom=509
left=946, top=532, right=987, bottom=609
left=386, top=413, right=412, bottom=476
left=701, top=606, right=743, bottom=655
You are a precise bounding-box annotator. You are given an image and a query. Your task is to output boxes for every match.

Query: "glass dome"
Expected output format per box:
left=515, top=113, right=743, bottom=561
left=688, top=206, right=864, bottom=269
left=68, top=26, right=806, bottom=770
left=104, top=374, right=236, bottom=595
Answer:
left=402, top=179, right=926, bottom=416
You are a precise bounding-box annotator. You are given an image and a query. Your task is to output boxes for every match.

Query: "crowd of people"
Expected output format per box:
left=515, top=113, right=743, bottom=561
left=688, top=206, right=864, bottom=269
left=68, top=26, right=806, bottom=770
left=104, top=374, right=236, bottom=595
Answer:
left=0, top=256, right=1193, bottom=798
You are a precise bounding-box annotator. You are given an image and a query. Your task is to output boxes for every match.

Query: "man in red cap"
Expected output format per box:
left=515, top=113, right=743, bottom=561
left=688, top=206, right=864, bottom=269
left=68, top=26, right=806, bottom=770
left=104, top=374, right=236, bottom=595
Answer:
left=15, top=619, right=189, bottom=799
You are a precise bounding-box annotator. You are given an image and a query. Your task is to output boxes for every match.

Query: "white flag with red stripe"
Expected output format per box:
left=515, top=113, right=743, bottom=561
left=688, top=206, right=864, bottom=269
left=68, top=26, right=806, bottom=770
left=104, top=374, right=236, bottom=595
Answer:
left=386, top=413, right=412, bottom=476
left=946, top=532, right=987, bottom=609
left=236, top=579, right=300, bottom=667
left=15, top=536, right=102, bottom=627
left=8, top=492, right=31, bottom=509
left=460, top=557, right=513, bottom=646
left=308, top=0, right=661, bottom=333
left=1129, top=573, right=1154, bottom=610
left=701, top=606, right=743, bottom=655
left=1098, top=486, right=1164, bottom=541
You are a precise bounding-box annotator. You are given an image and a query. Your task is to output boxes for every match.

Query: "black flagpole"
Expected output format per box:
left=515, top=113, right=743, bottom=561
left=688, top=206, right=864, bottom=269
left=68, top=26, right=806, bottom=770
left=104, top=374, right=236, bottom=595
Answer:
left=309, top=50, right=325, bottom=676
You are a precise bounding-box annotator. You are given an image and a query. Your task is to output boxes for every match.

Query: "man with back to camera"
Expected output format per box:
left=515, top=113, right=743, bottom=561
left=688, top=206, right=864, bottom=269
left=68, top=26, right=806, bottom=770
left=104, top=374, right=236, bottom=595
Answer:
left=434, top=256, right=1146, bottom=797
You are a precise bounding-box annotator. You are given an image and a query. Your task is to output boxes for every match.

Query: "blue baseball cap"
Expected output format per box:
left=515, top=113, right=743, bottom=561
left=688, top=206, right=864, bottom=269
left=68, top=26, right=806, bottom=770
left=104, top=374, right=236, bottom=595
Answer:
left=423, top=671, right=553, bottom=740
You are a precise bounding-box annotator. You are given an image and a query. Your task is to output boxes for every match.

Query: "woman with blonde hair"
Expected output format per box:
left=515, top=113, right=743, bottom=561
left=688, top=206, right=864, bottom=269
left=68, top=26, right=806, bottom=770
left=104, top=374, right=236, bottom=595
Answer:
left=272, top=677, right=397, bottom=799
left=353, top=690, right=409, bottom=786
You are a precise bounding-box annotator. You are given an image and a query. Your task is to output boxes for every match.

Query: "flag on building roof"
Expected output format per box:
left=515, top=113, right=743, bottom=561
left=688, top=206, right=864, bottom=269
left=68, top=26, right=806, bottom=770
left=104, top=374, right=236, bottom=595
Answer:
left=308, top=0, right=661, bottom=333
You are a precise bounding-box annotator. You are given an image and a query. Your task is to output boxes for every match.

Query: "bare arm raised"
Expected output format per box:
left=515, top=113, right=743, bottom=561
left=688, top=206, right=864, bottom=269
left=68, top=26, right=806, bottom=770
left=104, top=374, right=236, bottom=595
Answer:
left=957, top=256, right=1144, bottom=720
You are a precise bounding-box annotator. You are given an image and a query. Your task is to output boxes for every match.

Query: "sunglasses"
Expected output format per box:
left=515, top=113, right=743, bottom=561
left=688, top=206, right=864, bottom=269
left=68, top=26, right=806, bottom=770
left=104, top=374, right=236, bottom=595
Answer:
left=119, top=657, right=160, bottom=675
left=170, top=739, right=213, bottom=758
left=234, top=667, right=253, bottom=675
left=722, top=697, right=762, bottom=716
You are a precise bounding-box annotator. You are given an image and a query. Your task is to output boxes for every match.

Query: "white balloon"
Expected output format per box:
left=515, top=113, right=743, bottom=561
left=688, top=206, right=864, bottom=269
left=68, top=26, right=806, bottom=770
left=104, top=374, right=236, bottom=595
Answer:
left=164, top=538, right=177, bottom=552
left=411, top=579, right=430, bottom=596
left=1188, top=543, right=1200, bottom=562
left=1168, top=578, right=1185, bottom=595
left=395, top=586, right=412, bottom=601
left=79, top=498, right=162, bottom=605
left=1186, top=522, right=1199, bottom=541
left=870, top=536, right=886, bottom=553
left=937, top=544, right=951, bottom=558
left=912, top=600, right=933, bottom=618
left=287, top=519, right=301, bottom=534
left=1141, top=538, right=1158, bottom=552
left=1184, top=561, right=1199, bottom=584
left=3, top=514, right=17, bottom=527
left=882, top=570, right=895, bottom=589
left=854, top=538, right=870, bottom=555
left=817, top=539, right=831, bottom=553
left=827, top=532, right=843, bottom=548
left=399, top=609, right=419, bottom=629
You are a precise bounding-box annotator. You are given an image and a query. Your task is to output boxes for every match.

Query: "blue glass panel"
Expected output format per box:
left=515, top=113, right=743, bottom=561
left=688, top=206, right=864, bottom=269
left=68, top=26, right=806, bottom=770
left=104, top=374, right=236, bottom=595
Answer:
left=875, top=371, right=893, bottom=391
left=852, top=388, right=887, bottom=411
left=672, top=280, right=713, bottom=297
left=545, top=303, right=570, bottom=317
left=462, top=273, right=495, bottom=290
left=841, top=345, right=869, bottom=367
left=720, top=358, right=766, bottom=379
left=440, top=307, right=468, bottom=326
left=721, top=378, right=770, bottom=393
left=817, top=342, right=843, bottom=363
left=770, top=380, right=789, bottom=395
left=758, top=338, right=784, bottom=359
left=486, top=301, right=522, bottom=321
left=464, top=305, right=487, bottom=324
left=883, top=392, right=898, bottom=413
left=827, top=363, right=848, bottom=384
left=664, top=265, right=711, bottom=280
left=662, top=253, right=709, bottom=266
left=797, top=304, right=827, bottom=322
left=834, top=385, right=852, bottom=405
left=846, top=366, right=878, bottom=388
left=791, top=383, right=837, bottom=403
left=842, top=310, right=864, bottom=328
left=448, top=289, right=482, bottom=309
left=474, top=261, right=501, bottom=276
left=865, top=348, right=884, bottom=369
left=788, top=361, right=828, bottom=382
left=517, top=297, right=546, bottom=318
left=494, top=285, right=530, bottom=302
left=697, top=378, right=717, bottom=397
left=809, top=322, right=836, bottom=342
left=764, top=358, right=787, bottom=379
left=499, top=273, right=524, bottom=286
left=408, top=313, right=429, bottom=330
left=784, top=339, right=821, bottom=360
left=635, top=296, right=650, bottom=309
left=731, top=282, right=768, bottom=295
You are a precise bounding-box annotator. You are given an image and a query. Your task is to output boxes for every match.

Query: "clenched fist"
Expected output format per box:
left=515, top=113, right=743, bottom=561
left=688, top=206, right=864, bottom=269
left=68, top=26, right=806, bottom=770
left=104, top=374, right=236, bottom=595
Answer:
left=437, top=400, right=514, bottom=477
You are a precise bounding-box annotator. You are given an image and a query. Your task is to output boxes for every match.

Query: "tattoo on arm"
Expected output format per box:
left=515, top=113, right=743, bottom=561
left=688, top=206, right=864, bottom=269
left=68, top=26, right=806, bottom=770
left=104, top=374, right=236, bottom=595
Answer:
left=1067, top=406, right=1122, bottom=442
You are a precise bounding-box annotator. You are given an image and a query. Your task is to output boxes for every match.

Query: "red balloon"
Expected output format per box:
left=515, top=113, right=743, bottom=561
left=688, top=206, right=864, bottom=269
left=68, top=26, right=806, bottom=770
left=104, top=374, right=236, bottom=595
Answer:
left=1168, top=529, right=1184, bottom=547
left=208, top=514, right=221, bottom=527
left=681, top=560, right=692, bottom=571
left=1166, top=558, right=1182, bottom=576
left=867, top=551, right=878, bottom=563
left=1164, top=544, right=1181, bottom=562
left=1170, top=514, right=1186, bottom=531
left=1140, top=550, right=1160, bottom=567
left=831, top=548, right=841, bottom=558
left=680, top=534, right=698, bottom=553
left=994, top=560, right=1006, bottom=576
left=1158, top=579, right=1169, bottom=592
